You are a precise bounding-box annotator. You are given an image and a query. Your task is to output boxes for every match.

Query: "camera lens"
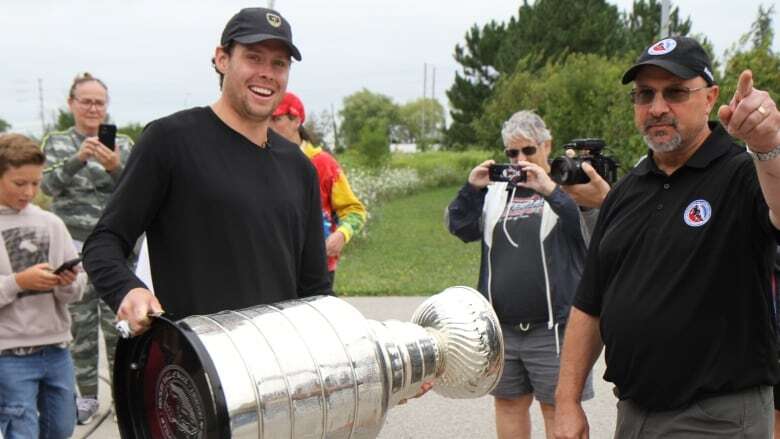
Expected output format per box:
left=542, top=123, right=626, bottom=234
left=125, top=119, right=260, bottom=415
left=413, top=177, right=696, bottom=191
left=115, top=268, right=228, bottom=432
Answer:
left=550, top=157, right=592, bottom=185
left=550, top=157, right=576, bottom=185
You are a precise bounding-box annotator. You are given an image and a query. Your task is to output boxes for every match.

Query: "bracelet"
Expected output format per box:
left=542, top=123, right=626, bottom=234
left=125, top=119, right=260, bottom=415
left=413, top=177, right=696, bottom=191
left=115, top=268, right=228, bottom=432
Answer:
left=747, top=143, right=780, bottom=161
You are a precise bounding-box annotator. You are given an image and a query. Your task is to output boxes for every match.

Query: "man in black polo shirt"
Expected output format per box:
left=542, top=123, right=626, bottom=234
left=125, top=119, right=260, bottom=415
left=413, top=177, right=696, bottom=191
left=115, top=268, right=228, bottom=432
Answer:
left=554, top=36, right=780, bottom=438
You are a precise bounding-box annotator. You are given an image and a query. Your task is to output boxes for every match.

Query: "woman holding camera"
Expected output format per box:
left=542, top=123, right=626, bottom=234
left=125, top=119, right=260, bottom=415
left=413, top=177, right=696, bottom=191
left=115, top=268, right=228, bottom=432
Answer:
left=446, top=110, right=596, bottom=439
left=40, top=72, right=134, bottom=425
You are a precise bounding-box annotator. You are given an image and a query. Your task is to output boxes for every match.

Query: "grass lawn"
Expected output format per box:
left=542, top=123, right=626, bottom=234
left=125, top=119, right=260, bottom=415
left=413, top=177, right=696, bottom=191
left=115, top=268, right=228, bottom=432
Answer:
left=335, top=184, right=481, bottom=296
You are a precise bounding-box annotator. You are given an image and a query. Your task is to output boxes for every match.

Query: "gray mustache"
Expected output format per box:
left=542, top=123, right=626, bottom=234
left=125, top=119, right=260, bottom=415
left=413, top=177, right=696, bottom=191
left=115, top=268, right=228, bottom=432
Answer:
left=644, top=117, right=677, bottom=131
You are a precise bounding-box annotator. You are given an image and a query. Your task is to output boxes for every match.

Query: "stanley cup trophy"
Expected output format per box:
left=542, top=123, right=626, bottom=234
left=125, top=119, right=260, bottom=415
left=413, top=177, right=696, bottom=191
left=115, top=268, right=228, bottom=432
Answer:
left=113, top=286, right=504, bottom=439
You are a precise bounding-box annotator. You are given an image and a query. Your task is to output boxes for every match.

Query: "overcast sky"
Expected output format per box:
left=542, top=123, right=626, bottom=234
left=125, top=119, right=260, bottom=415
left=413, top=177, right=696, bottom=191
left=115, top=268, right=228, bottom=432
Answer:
left=2, top=0, right=778, bottom=135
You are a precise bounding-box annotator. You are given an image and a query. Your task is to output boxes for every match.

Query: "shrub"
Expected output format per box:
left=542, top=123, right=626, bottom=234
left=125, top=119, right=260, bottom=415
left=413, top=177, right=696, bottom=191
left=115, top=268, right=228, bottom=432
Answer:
left=339, top=150, right=503, bottom=236
left=347, top=167, right=420, bottom=211
left=353, top=121, right=391, bottom=168
left=390, top=150, right=500, bottom=187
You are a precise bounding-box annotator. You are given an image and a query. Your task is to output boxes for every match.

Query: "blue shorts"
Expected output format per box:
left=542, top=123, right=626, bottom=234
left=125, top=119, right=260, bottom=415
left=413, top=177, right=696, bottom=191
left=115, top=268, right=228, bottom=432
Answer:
left=491, top=323, right=594, bottom=405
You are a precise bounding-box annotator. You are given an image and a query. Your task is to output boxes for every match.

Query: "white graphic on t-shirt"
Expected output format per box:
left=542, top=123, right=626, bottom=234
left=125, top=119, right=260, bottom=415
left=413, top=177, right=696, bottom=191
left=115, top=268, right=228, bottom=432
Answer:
left=3, top=227, right=51, bottom=295
left=502, top=194, right=544, bottom=221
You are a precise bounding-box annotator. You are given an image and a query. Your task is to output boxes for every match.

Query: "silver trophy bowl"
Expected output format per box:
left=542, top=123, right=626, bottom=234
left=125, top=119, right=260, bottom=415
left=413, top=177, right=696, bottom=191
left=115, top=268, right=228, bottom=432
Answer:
left=114, top=286, right=503, bottom=438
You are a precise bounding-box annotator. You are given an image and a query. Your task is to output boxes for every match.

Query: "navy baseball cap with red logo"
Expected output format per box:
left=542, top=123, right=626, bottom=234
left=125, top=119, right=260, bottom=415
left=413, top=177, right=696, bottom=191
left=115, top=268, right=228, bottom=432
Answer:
left=622, top=36, right=714, bottom=86
left=221, top=7, right=302, bottom=61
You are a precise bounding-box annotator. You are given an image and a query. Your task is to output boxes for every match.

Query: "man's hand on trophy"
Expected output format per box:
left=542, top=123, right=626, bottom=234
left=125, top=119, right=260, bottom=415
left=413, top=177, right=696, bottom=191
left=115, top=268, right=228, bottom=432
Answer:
left=115, top=288, right=164, bottom=337
left=398, top=381, right=434, bottom=405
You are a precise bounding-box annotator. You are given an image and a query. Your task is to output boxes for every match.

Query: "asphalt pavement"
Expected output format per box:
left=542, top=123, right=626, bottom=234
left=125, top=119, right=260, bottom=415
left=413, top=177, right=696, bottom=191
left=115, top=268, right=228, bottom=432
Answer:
left=74, top=296, right=616, bottom=439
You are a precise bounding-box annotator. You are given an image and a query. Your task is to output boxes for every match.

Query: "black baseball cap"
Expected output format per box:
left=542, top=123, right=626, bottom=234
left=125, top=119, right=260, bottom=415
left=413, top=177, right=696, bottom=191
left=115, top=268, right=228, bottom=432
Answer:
left=220, top=7, right=302, bottom=61
left=622, top=36, right=714, bottom=86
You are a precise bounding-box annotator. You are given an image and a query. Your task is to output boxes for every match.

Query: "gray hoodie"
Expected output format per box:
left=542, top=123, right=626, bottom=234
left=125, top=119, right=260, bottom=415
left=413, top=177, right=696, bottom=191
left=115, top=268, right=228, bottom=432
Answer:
left=0, top=204, right=86, bottom=351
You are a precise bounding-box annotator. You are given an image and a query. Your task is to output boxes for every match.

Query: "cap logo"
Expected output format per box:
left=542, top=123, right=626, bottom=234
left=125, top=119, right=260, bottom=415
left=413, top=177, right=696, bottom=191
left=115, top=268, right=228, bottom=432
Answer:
left=683, top=199, right=711, bottom=227
left=266, top=12, right=282, bottom=28
left=648, top=38, right=677, bottom=56
left=703, top=66, right=714, bottom=82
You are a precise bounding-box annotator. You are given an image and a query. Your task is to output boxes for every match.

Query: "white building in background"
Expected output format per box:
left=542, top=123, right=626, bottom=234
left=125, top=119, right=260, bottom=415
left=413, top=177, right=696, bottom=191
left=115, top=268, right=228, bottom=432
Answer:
left=390, top=143, right=442, bottom=153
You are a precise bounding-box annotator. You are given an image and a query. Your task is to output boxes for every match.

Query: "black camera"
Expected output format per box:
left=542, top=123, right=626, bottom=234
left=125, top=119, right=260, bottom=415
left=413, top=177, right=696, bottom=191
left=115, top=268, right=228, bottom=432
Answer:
left=488, top=164, right=527, bottom=183
left=549, top=138, right=618, bottom=185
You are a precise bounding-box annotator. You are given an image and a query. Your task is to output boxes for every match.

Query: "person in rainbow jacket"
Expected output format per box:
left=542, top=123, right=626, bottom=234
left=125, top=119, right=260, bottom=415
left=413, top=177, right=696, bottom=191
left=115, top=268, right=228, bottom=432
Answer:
left=271, top=92, right=367, bottom=284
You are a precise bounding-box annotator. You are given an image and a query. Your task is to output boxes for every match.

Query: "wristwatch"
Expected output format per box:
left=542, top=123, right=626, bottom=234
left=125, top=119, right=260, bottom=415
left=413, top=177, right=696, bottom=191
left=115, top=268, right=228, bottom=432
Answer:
left=747, top=143, right=780, bottom=161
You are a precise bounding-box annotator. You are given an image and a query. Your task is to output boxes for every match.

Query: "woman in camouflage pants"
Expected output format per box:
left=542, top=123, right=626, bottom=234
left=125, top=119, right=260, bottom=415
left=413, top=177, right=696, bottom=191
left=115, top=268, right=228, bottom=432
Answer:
left=40, top=73, right=134, bottom=425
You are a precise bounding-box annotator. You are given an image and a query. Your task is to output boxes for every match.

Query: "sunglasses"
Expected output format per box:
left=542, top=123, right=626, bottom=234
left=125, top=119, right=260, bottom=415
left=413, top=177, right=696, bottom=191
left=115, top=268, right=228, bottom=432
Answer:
left=505, top=146, right=537, bottom=158
left=629, top=85, right=709, bottom=105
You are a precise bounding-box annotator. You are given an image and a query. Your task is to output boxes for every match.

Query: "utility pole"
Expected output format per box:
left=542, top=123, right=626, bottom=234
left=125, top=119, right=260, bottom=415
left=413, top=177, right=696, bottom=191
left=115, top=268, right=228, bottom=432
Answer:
left=37, top=78, right=46, bottom=135
left=330, top=103, right=339, bottom=151
left=268, top=0, right=275, bottom=9
left=431, top=67, right=436, bottom=102
left=431, top=67, right=436, bottom=139
left=422, top=63, right=427, bottom=147
left=659, top=0, right=671, bottom=38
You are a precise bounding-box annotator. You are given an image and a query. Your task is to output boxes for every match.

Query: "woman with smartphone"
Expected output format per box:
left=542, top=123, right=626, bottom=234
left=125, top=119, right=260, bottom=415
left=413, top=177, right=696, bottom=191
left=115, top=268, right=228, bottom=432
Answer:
left=39, top=72, right=134, bottom=426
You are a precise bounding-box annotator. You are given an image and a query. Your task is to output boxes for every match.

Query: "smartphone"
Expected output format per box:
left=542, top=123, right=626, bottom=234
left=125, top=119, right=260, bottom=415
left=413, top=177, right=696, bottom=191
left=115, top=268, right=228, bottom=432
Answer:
left=488, top=164, right=527, bottom=183
left=53, top=257, right=82, bottom=275
left=98, top=124, right=117, bottom=150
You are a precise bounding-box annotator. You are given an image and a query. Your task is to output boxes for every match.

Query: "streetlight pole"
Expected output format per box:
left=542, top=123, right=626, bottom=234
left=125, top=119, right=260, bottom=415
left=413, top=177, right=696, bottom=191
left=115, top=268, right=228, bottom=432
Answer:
left=660, top=0, right=671, bottom=38
left=422, top=63, right=427, bottom=148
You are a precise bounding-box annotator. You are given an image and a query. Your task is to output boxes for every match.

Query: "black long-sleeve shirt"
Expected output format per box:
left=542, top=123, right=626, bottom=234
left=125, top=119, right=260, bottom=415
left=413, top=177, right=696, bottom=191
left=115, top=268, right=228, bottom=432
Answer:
left=83, top=107, right=331, bottom=318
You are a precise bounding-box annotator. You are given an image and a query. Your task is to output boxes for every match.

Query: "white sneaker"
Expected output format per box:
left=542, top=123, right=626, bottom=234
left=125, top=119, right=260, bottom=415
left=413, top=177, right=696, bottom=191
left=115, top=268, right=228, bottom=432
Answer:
left=76, top=397, right=99, bottom=425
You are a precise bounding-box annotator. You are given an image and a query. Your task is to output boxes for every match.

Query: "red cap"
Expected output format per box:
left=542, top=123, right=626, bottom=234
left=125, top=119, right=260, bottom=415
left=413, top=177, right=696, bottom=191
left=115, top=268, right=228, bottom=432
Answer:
left=272, top=92, right=305, bottom=123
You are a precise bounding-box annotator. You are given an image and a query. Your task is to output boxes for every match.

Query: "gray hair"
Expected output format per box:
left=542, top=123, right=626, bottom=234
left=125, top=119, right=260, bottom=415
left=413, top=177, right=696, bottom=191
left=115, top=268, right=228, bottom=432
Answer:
left=500, top=110, right=551, bottom=146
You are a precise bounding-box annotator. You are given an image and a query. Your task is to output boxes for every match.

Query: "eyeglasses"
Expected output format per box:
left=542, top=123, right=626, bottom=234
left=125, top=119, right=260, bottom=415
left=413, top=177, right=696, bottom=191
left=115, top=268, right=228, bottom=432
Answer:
left=72, top=97, right=107, bottom=110
left=505, top=146, right=537, bottom=158
left=629, top=85, right=709, bottom=105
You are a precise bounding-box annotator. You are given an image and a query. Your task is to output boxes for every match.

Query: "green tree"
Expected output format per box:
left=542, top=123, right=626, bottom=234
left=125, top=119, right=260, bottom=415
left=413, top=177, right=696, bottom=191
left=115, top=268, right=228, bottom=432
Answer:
left=495, top=0, right=626, bottom=74
left=445, top=0, right=686, bottom=149
left=0, top=118, right=10, bottom=133
left=54, top=108, right=74, bottom=132
left=339, top=89, right=399, bottom=148
left=622, top=0, right=692, bottom=53
left=750, top=4, right=775, bottom=48
left=118, top=122, right=145, bottom=143
left=354, top=119, right=390, bottom=168
left=719, top=5, right=780, bottom=112
left=475, top=53, right=644, bottom=171
left=303, top=110, right=336, bottom=150
left=445, top=20, right=506, bottom=148
left=398, top=98, right=445, bottom=149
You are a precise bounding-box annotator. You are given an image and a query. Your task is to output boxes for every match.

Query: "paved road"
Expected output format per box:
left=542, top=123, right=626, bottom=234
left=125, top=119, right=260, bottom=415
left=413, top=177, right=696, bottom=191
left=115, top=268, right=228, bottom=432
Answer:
left=74, top=296, right=616, bottom=439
